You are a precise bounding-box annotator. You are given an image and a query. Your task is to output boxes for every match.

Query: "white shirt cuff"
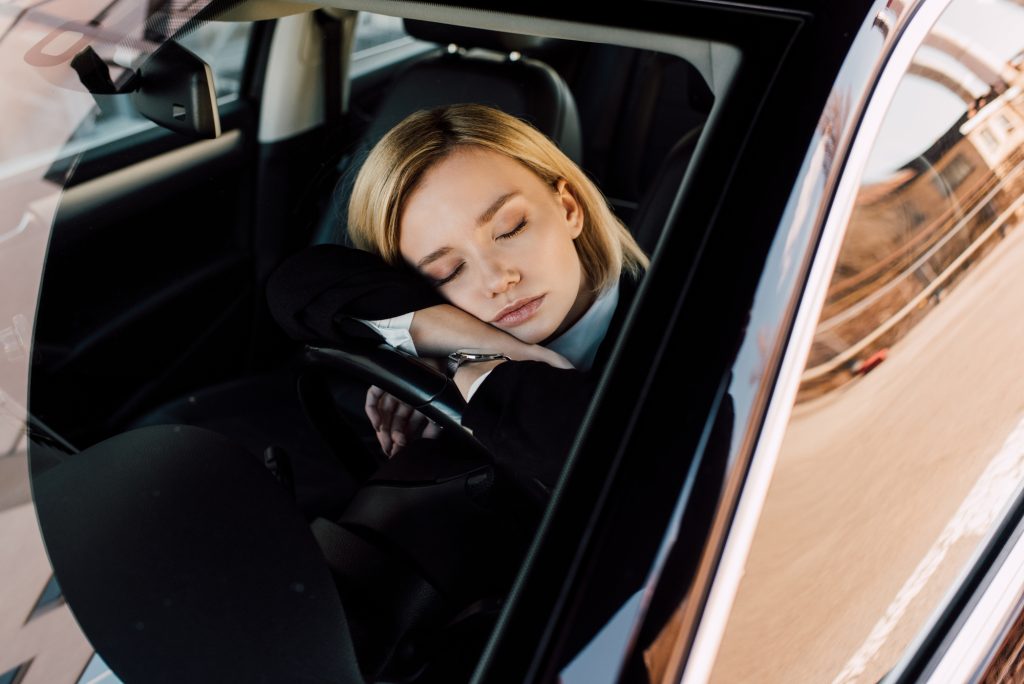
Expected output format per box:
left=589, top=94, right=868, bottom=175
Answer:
left=466, top=369, right=493, bottom=401
left=359, top=311, right=417, bottom=355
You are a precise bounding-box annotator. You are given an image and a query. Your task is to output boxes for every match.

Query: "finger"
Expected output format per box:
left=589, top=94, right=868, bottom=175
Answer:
left=376, top=393, right=401, bottom=456
left=376, top=392, right=400, bottom=436
left=391, top=400, right=415, bottom=432
left=377, top=430, right=393, bottom=457
left=389, top=401, right=416, bottom=454
left=405, top=410, right=428, bottom=439
left=423, top=419, right=443, bottom=439
left=365, top=386, right=384, bottom=430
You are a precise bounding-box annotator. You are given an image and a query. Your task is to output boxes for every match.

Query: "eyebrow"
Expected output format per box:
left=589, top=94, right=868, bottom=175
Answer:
left=415, top=191, right=521, bottom=269
left=477, top=191, right=520, bottom=227
left=416, top=246, right=453, bottom=269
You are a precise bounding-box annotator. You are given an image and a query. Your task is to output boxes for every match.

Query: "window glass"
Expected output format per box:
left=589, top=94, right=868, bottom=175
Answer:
left=26, top=573, right=63, bottom=620
left=64, top=21, right=252, bottom=152
left=178, top=22, right=252, bottom=100
left=352, top=13, right=410, bottom=56
left=711, top=0, right=1024, bottom=681
left=0, top=662, right=31, bottom=684
left=74, top=654, right=122, bottom=684
left=349, top=12, right=435, bottom=80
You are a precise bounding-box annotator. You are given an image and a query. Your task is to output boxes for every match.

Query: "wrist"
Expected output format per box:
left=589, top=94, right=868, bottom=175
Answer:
left=508, top=343, right=573, bottom=369
left=453, top=359, right=505, bottom=399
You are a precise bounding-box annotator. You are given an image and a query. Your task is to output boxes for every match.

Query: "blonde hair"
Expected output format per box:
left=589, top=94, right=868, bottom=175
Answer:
left=347, top=103, right=647, bottom=293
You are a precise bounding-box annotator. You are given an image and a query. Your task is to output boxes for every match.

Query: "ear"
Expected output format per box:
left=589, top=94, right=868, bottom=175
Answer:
left=555, top=178, right=584, bottom=239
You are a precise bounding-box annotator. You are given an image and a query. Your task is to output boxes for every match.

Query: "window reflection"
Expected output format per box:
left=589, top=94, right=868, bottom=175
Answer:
left=711, top=1, right=1024, bottom=682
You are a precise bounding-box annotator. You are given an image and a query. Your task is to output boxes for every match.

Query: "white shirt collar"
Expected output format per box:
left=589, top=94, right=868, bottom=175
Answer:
left=545, top=282, right=619, bottom=372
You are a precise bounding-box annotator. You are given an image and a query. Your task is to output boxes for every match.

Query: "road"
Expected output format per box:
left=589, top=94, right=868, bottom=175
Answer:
left=710, top=218, right=1024, bottom=682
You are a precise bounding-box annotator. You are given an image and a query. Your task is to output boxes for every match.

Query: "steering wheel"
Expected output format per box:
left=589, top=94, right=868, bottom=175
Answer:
left=301, top=339, right=494, bottom=460
left=299, top=339, right=547, bottom=679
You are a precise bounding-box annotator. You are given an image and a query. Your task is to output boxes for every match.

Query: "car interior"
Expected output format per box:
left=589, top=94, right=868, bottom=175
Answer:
left=28, top=4, right=731, bottom=681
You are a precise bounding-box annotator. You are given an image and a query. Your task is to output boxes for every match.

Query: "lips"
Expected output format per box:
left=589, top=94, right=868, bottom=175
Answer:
left=492, top=294, right=545, bottom=326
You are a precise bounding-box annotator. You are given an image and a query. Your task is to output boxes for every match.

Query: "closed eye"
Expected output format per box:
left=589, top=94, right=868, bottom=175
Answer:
left=497, top=216, right=527, bottom=240
left=433, top=262, right=464, bottom=287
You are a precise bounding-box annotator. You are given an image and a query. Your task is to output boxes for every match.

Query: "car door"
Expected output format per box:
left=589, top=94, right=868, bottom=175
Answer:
left=685, top=0, right=1024, bottom=680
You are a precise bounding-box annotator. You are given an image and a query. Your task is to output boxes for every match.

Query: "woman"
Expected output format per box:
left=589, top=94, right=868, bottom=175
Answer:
left=267, top=103, right=648, bottom=492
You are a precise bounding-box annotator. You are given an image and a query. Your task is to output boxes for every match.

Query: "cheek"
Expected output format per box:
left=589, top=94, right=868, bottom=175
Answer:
left=443, top=285, right=490, bottom=322
left=551, top=237, right=582, bottom=280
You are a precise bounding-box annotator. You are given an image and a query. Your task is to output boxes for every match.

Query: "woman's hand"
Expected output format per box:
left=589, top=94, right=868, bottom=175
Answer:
left=365, top=385, right=443, bottom=458
left=507, top=343, right=573, bottom=369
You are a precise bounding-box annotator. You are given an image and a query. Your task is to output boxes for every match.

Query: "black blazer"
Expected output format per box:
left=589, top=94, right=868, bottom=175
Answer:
left=266, top=243, right=640, bottom=489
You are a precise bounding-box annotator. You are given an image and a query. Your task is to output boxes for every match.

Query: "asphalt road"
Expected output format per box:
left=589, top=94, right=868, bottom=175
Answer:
left=710, top=219, right=1024, bottom=683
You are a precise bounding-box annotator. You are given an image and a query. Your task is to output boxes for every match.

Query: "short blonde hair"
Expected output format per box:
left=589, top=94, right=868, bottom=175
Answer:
left=347, top=103, right=647, bottom=293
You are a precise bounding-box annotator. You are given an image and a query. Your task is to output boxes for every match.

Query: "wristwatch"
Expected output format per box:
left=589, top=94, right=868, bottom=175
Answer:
left=446, top=349, right=511, bottom=378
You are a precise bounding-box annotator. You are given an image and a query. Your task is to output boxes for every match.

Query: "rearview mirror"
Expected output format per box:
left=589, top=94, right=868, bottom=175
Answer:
left=71, top=39, right=221, bottom=139
left=131, top=40, right=221, bottom=139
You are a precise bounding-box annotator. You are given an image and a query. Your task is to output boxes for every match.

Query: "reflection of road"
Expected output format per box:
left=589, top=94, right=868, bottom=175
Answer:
left=711, top=220, right=1024, bottom=683
left=0, top=497, right=93, bottom=682
left=0, top=3, right=136, bottom=680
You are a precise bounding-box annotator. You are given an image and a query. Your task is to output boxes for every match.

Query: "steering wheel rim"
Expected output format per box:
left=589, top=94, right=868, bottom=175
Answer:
left=302, top=341, right=492, bottom=458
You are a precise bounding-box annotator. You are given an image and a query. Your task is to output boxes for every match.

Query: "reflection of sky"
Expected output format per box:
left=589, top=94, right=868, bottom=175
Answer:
left=864, top=0, right=1024, bottom=180
left=75, top=653, right=123, bottom=684
left=560, top=590, right=646, bottom=683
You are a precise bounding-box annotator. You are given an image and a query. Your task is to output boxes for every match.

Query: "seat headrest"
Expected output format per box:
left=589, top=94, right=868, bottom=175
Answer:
left=630, top=125, right=703, bottom=255
left=362, top=55, right=582, bottom=164
left=313, top=47, right=583, bottom=246
left=404, top=18, right=557, bottom=54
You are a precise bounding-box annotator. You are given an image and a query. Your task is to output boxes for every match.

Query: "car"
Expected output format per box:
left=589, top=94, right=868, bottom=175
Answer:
left=2, top=0, right=1024, bottom=681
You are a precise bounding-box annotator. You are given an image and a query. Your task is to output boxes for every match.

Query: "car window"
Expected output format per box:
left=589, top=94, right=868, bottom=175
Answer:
left=710, top=0, right=1024, bottom=681
left=352, top=12, right=409, bottom=55
left=349, top=12, right=435, bottom=80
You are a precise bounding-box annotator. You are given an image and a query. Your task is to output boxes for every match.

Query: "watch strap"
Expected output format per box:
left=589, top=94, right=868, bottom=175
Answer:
left=446, top=349, right=511, bottom=378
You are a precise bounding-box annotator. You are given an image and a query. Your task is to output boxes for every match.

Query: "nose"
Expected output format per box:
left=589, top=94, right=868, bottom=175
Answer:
left=480, top=254, right=519, bottom=297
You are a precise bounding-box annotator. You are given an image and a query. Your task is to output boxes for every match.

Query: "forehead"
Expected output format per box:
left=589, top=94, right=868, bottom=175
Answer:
left=399, top=147, right=547, bottom=241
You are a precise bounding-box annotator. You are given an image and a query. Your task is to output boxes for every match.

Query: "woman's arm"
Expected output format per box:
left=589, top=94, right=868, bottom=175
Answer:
left=267, top=244, right=573, bottom=458
left=409, top=304, right=571, bottom=367
left=460, top=361, right=597, bottom=491
left=267, top=243, right=569, bottom=365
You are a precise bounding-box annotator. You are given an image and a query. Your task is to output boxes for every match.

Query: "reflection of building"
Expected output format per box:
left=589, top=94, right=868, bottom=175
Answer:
left=0, top=1, right=209, bottom=681
left=962, top=86, right=1024, bottom=170
left=799, top=49, right=1024, bottom=399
